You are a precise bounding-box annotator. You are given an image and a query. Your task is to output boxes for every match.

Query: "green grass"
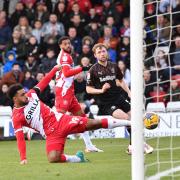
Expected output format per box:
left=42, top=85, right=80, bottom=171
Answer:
left=1, top=137, right=180, bottom=180
left=0, top=138, right=131, bottom=180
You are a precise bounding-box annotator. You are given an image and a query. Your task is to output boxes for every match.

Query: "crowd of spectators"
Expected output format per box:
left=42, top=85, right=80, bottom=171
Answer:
left=0, top=0, right=179, bottom=108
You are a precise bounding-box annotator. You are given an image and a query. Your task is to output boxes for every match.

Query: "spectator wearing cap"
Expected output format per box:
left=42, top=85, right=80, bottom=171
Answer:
left=13, top=16, right=32, bottom=41
left=34, top=1, right=50, bottom=24
left=118, top=47, right=130, bottom=69
left=3, top=50, right=17, bottom=75
left=0, top=63, right=24, bottom=88
left=42, top=13, right=65, bottom=42
left=23, top=53, right=38, bottom=75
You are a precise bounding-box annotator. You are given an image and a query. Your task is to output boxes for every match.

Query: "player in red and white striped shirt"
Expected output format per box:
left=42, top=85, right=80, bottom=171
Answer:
left=55, top=36, right=103, bottom=152
left=8, top=65, right=131, bottom=164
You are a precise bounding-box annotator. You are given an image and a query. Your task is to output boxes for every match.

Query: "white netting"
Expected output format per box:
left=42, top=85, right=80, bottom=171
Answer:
left=143, top=0, right=180, bottom=179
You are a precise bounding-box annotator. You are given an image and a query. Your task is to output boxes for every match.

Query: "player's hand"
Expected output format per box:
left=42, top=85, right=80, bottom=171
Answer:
left=102, top=83, right=111, bottom=93
left=20, top=159, right=28, bottom=165
left=55, top=64, right=62, bottom=71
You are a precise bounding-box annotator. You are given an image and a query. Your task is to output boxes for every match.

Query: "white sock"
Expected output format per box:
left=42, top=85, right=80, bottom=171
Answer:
left=81, top=131, right=94, bottom=148
left=107, top=118, right=131, bottom=129
left=64, top=155, right=81, bottom=163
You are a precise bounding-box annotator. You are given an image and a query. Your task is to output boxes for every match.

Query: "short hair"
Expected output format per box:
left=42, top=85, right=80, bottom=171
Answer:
left=92, top=43, right=108, bottom=53
left=7, top=83, right=23, bottom=100
left=58, top=36, right=70, bottom=45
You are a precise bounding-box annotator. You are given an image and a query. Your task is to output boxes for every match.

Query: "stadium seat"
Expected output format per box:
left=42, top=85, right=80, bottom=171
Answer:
left=0, top=106, right=14, bottom=137
left=146, top=102, right=166, bottom=112
left=166, top=101, right=180, bottom=112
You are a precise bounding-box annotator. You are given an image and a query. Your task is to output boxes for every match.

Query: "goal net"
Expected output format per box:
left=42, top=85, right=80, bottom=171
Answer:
left=143, top=0, right=180, bottom=179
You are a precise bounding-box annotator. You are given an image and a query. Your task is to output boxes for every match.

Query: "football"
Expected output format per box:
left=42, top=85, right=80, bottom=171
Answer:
left=143, top=112, right=160, bottom=130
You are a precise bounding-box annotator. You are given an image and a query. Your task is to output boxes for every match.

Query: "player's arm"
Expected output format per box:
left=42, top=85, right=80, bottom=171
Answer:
left=15, top=130, right=27, bottom=164
left=116, top=79, right=131, bottom=98
left=62, top=65, right=83, bottom=77
left=86, top=71, right=110, bottom=94
left=31, top=65, right=61, bottom=95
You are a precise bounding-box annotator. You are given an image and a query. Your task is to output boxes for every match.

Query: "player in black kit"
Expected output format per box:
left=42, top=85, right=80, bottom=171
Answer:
left=86, top=43, right=153, bottom=154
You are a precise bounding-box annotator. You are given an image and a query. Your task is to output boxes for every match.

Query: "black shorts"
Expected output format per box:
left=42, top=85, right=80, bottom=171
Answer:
left=98, top=96, right=131, bottom=116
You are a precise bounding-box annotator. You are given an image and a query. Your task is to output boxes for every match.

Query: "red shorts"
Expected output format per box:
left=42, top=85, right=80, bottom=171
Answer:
left=46, top=114, right=88, bottom=154
left=55, top=90, right=81, bottom=114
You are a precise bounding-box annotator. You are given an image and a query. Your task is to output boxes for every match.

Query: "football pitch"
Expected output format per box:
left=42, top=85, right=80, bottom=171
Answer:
left=1, top=137, right=179, bottom=180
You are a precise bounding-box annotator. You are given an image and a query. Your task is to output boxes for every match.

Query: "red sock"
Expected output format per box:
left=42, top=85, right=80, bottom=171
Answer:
left=101, top=118, right=108, bottom=128
left=60, top=154, right=66, bottom=162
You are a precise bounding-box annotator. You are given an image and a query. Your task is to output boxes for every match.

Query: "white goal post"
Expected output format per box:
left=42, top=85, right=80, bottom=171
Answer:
left=130, top=0, right=144, bottom=179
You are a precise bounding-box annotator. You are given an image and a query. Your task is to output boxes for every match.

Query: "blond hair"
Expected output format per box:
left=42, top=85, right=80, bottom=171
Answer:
left=92, top=43, right=108, bottom=53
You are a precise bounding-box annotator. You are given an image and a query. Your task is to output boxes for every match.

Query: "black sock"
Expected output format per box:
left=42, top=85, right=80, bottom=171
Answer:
left=126, top=126, right=131, bottom=145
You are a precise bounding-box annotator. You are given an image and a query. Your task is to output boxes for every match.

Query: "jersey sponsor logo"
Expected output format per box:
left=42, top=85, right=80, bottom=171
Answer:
left=25, top=99, right=39, bottom=122
left=99, top=75, right=116, bottom=82
left=62, top=55, right=68, bottom=62
left=69, top=117, right=80, bottom=124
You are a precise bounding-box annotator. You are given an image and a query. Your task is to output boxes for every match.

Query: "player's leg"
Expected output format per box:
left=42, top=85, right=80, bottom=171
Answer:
left=71, top=97, right=103, bottom=152
left=46, top=135, right=87, bottom=163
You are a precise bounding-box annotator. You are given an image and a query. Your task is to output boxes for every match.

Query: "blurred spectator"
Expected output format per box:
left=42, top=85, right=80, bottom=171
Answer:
left=10, top=2, right=26, bottom=28
left=41, top=35, right=59, bottom=56
left=39, top=48, right=56, bottom=73
left=157, top=15, right=170, bottom=45
left=68, top=14, right=85, bottom=37
left=0, top=11, right=12, bottom=53
left=159, top=0, right=177, bottom=13
left=0, top=83, right=13, bottom=106
left=5, top=30, right=26, bottom=67
left=22, top=70, right=36, bottom=91
left=82, top=36, right=94, bottom=47
left=23, top=0, right=36, bottom=26
left=0, top=0, right=19, bottom=17
left=68, top=26, right=82, bottom=56
left=87, top=8, right=100, bottom=23
left=23, top=53, right=39, bottom=75
left=68, top=2, right=87, bottom=24
left=3, top=50, right=17, bottom=75
left=119, top=17, right=130, bottom=37
left=14, top=16, right=32, bottom=41
left=54, top=2, right=67, bottom=26
left=25, top=35, right=41, bottom=60
left=42, top=13, right=65, bottom=42
left=32, top=20, right=43, bottom=44
left=84, top=20, right=101, bottom=43
left=118, top=60, right=131, bottom=87
left=0, top=63, right=24, bottom=87
left=105, top=16, right=118, bottom=36
left=79, top=56, right=92, bottom=71
left=170, top=35, right=180, bottom=74
left=34, top=2, right=50, bottom=24
left=77, top=44, right=95, bottom=65
left=118, top=47, right=130, bottom=69
left=98, top=25, right=119, bottom=50
left=172, top=0, right=180, bottom=26
left=143, top=69, right=155, bottom=106
left=67, top=0, right=92, bottom=14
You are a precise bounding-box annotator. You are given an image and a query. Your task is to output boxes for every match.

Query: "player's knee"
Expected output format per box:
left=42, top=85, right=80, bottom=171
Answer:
left=48, top=151, right=61, bottom=163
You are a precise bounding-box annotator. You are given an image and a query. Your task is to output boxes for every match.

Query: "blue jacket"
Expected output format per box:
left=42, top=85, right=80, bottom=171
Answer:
left=3, top=50, right=17, bottom=74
